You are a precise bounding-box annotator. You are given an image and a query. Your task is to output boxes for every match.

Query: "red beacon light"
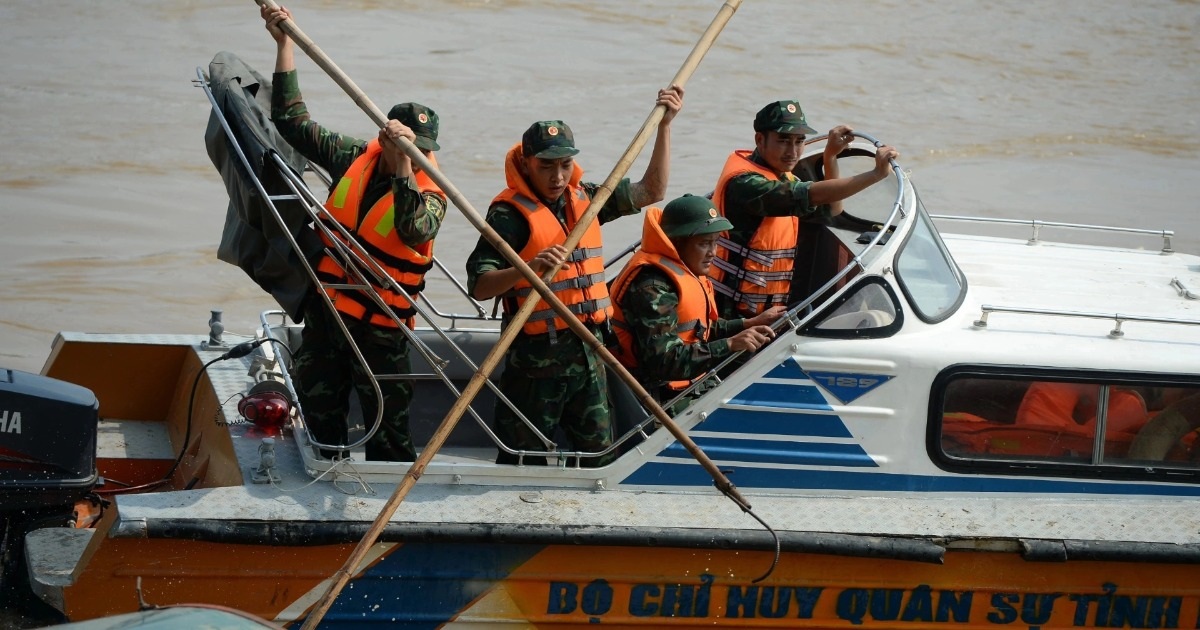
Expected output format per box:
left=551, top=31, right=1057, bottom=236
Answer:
left=237, top=381, right=293, bottom=431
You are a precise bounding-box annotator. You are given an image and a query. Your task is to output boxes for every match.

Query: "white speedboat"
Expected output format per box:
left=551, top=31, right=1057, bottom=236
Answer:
left=6, top=58, right=1199, bottom=629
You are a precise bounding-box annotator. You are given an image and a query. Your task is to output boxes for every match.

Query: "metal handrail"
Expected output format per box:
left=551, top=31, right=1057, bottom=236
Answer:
left=200, top=69, right=408, bottom=452
left=422, top=257, right=491, bottom=324
left=263, top=155, right=556, bottom=456
left=199, top=67, right=554, bottom=459
left=930, top=214, right=1174, bottom=253
left=204, top=66, right=914, bottom=467
left=605, top=240, right=641, bottom=271
left=609, top=132, right=912, bottom=443
left=281, top=119, right=499, bottom=331
left=1171, top=277, right=1199, bottom=300
left=971, top=304, right=1200, bottom=338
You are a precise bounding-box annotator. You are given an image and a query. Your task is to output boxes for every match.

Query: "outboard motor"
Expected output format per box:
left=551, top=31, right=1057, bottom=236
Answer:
left=0, top=369, right=98, bottom=588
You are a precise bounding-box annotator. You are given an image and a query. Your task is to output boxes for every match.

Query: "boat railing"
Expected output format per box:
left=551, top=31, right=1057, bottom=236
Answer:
left=930, top=214, right=1175, bottom=253
left=199, top=67, right=567, bottom=465
left=204, top=65, right=915, bottom=469
left=266, top=153, right=492, bottom=326
left=298, top=160, right=492, bottom=324
left=1172, top=277, right=1200, bottom=300
left=971, top=304, right=1200, bottom=337
left=261, top=154, right=577, bottom=464
left=261, top=146, right=670, bottom=469
left=631, top=132, right=912, bottom=429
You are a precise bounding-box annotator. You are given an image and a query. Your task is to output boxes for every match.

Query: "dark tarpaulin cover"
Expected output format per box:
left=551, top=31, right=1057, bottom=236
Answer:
left=204, top=51, right=323, bottom=322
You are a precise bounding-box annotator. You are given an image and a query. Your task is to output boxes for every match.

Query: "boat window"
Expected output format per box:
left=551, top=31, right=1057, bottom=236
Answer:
left=825, top=154, right=899, bottom=225
left=934, top=371, right=1200, bottom=480
left=802, top=276, right=902, bottom=338
left=894, top=199, right=965, bottom=323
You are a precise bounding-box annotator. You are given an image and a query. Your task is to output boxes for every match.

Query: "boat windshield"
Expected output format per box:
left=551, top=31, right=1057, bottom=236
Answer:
left=894, top=195, right=966, bottom=323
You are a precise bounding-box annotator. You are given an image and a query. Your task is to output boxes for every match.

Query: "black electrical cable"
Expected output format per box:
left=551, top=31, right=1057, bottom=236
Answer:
left=162, top=339, right=275, bottom=481
left=99, top=338, right=275, bottom=495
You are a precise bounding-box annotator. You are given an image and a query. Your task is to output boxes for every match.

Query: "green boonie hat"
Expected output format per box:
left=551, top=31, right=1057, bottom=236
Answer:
left=661, top=194, right=733, bottom=238
left=387, top=102, right=440, bottom=151
left=753, top=100, right=817, bottom=136
left=522, top=120, right=579, bottom=159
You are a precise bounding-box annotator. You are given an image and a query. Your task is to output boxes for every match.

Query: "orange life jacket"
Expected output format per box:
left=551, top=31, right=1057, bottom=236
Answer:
left=316, top=139, right=445, bottom=328
left=610, top=207, right=718, bottom=391
left=709, top=149, right=800, bottom=317
left=1016, top=383, right=1147, bottom=435
left=493, top=143, right=611, bottom=337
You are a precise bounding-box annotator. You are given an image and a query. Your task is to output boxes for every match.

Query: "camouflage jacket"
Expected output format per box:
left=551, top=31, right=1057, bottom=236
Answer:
left=618, top=266, right=744, bottom=383
left=270, top=70, right=444, bottom=247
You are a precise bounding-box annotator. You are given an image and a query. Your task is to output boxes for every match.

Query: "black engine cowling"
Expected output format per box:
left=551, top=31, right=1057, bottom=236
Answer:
left=0, top=369, right=98, bottom=602
left=0, top=369, right=98, bottom=510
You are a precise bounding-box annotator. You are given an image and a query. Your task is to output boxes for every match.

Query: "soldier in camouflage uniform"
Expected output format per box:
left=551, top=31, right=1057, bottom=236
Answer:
left=466, top=86, right=684, bottom=467
left=711, top=100, right=899, bottom=319
left=264, top=5, right=446, bottom=461
left=610, top=195, right=783, bottom=413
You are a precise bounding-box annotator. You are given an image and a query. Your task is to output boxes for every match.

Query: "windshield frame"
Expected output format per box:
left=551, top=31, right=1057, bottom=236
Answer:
left=893, top=191, right=967, bottom=324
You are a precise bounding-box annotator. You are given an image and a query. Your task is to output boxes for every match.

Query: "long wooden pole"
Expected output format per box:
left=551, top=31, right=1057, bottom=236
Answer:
left=253, top=2, right=750, bottom=627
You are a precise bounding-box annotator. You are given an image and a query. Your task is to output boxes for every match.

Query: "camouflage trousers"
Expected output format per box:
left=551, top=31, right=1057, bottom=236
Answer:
left=291, top=302, right=415, bottom=461
left=653, top=387, right=693, bottom=418
left=653, top=377, right=719, bottom=417
left=493, top=356, right=615, bottom=468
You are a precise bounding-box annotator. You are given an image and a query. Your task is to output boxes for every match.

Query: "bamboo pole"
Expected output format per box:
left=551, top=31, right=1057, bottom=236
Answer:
left=252, top=2, right=750, bottom=627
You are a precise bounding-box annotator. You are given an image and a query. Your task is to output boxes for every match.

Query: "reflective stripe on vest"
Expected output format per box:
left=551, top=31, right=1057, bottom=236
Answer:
left=506, top=271, right=608, bottom=297
left=710, top=149, right=800, bottom=316
left=611, top=251, right=717, bottom=391
left=317, top=139, right=443, bottom=328
left=492, top=188, right=612, bottom=336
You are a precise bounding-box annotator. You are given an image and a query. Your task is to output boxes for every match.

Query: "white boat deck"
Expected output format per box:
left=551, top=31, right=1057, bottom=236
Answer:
left=950, top=232, right=1200, bottom=319
left=106, top=474, right=1200, bottom=546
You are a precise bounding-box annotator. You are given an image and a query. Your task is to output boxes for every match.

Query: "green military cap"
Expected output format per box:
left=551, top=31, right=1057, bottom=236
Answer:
left=522, top=120, right=579, bottom=159
left=387, top=102, right=440, bottom=151
left=661, top=194, right=733, bottom=238
left=753, top=100, right=817, bottom=136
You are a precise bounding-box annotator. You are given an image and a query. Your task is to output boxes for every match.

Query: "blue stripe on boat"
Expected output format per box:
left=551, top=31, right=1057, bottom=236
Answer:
left=620, top=462, right=1200, bottom=497
left=728, top=383, right=831, bottom=410
left=696, top=407, right=852, bottom=438
left=764, top=358, right=807, bottom=380
left=661, top=437, right=877, bottom=467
